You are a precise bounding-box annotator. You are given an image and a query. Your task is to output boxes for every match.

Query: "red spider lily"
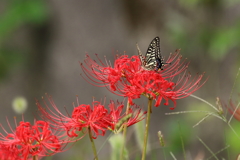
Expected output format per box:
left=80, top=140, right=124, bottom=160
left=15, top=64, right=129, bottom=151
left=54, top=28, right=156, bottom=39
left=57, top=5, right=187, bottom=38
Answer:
left=225, top=100, right=240, bottom=121
left=0, top=143, right=22, bottom=160
left=80, top=50, right=206, bottom=110
left=37, top=96, right=146, bottom=139
left=108, top=101, right=146, bottom=133
left=0, top=119, right=68, bottom=160
left=80, top=54, right=140, bottom=91
left=37, top=96, right=112, bottom=139
left=71, top=102, right=112, bottom=139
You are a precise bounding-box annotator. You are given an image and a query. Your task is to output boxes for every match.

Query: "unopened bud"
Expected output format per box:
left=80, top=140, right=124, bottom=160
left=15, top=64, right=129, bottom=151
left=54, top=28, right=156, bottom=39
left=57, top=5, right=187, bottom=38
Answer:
left=158, top=131, right=165, bottom=147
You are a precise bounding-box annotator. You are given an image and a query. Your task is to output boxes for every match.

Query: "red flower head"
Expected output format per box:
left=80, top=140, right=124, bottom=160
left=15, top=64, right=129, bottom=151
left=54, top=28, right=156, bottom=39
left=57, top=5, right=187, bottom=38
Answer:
left=81, top=49, right=206, bottom=110
left=37, top=96, right=145, bottom=139
left=108, top=100, right=146, bottom=133
left=0, top=118, right=67, bottom=159
left=70, top=102, right=112, bottom=139
left=0, top=143, right=22, bottom=160
left=37, top=96, right=111, bottom=139
left=81, top=54, right=140, bottom=91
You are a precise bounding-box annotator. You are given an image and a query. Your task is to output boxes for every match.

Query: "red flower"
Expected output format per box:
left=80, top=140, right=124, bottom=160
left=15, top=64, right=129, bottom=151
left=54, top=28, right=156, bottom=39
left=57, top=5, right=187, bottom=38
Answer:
left=70, top=102, right=112, bottom=139
left=0, top=143, right=22, bottom=160
left=108, top=101, right=146, bottom=133
left=0, top=119, right=67, bottom=159
left=80, top=50, right=206, bottom=109
left=37, top=96, right=146, bottom=139
left=81, top=54, right=139, bottom=91
left=37, top=97, right=112, bottom=139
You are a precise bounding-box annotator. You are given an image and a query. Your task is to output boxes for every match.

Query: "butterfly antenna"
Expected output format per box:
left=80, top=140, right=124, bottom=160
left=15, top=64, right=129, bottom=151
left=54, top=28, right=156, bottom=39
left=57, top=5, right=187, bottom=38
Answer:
left=136, top=43, right=142, bottom=55
left=136, top=43, right=144, bottom=64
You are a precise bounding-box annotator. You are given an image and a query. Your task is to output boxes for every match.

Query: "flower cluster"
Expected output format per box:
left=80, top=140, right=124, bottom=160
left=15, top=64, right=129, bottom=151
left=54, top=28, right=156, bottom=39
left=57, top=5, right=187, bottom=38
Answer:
left=37, top=96, right=146, bottom=139
left=81, top=50, right=206, bottom=109
left=0, top=96, right=145, bottom=159
left=0, top=119, right=67, bottom=160
left=0, top=40, right=207, bottom=159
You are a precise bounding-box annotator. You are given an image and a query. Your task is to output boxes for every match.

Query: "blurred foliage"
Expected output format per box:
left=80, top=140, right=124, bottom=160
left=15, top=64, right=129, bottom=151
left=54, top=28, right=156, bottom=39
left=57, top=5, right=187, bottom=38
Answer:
left=167, top=121, right=192, bottom=155
left=0, top=50, right=24, bottom=79
left=179, top=0, right=223, bottom=8
left=167, top=15, right=240, bottom=61
left=0, top=0, right=48, bottom=80
left=165, top=0, right=240, bottom=64
left=209, top=23, right=240, bottom=61
left=186, top=101, right=215, bottom=121
left=134, top=115, right=150, bottom=154
left=226, top=121, right=240, bottom=159
left=0, top=0, right=47, bottom=39
left=109, top=134, right=129, bottom=160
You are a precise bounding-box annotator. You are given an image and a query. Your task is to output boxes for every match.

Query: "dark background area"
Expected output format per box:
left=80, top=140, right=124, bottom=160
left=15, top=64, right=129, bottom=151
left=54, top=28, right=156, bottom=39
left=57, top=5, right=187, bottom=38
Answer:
left=0, top=0, right=240, bottom=159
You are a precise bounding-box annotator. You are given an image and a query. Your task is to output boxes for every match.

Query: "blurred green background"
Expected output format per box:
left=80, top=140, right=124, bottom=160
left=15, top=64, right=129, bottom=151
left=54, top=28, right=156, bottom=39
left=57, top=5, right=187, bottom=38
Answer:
left=0, top=0, right=240, bottom=159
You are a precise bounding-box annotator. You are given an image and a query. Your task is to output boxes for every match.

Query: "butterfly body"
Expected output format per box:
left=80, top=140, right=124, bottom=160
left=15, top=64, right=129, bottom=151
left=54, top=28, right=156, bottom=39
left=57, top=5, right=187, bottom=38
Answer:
left=156, top=57, right=164, bottom=71
left=137, top=37, right=166, bottom=71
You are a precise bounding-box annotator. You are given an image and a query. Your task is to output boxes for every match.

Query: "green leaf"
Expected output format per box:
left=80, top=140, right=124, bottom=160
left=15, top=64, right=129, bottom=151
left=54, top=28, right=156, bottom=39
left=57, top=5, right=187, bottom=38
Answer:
left=134, top=117, right=151, bottom=154
left=109, top=134, right=129, bottom=160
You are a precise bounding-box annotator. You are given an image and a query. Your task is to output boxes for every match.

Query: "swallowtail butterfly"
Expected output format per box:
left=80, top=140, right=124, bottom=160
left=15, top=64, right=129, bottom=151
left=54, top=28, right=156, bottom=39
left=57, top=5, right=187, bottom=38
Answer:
left=137, top=37, right=167, bottom=71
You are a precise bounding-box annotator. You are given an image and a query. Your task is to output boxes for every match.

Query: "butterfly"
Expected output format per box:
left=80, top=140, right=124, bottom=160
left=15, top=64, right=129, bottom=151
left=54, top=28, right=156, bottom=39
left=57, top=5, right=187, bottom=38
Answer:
left=136, top=37, right=167, bottom=71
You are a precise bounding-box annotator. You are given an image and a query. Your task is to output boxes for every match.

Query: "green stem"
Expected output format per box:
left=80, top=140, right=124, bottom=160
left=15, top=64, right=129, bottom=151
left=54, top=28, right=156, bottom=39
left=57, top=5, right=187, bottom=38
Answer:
left=33, top=155, right=38, bottom=160
left=229, top=67, right=240, bottom=101
left=162, top=147, right=167, bottom=160
left=88, top=127, right=98, bottom=160
left=178, top=121, right=186, bottom=160
left=120, top=101, right=130, bottom=160
left=141, top=98, right=153, bottom=160
left=189, top=94, right=218, bottom=112
left=197, top=136, right=218, bottom=160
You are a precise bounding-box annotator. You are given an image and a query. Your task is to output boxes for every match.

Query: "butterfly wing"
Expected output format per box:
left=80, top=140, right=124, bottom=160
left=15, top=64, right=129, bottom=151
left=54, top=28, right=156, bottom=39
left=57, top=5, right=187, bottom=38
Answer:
left=155, top=37, right=165, bottom=71
left=145, top=37, right=159, bottom=70
left=137, top=36, right=165, bottom=71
